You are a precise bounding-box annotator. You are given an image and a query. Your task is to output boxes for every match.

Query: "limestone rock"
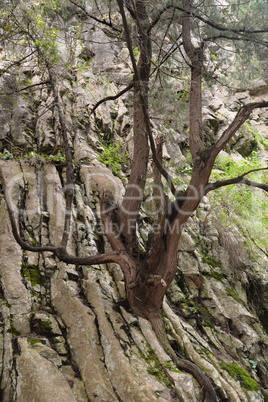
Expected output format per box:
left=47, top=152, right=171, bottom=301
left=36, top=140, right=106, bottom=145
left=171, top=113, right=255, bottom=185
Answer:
left=16, top=339, right=76, bottom=402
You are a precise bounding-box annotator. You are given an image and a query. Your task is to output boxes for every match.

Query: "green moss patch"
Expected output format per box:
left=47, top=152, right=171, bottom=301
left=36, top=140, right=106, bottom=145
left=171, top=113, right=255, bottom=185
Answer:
left=226, top=288, right=246, bottom=306
left=203, top=270, right=224, bottom=281
left=22, top=263, right=45, bottom=287
left=27, top=337, right=46, bottom=345
left=220, top=362, right=260, bottom=391
left=9, top=322, right=21, bottom=336
left=139, top=347, right=180, bottom=386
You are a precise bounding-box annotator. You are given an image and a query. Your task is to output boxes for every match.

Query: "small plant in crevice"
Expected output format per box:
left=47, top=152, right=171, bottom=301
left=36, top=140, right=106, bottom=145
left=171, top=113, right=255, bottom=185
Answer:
left=97, top=142, right=129, bottom=178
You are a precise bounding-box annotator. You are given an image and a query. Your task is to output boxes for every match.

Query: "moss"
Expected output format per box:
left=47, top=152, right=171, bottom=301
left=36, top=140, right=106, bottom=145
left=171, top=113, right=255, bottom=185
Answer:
left=139, top=348, right=171, bottom=387
left=226, top=288, right=245, bottom=306
left=174, top=270, right=189, bottom=296
left=40, top=320, right=51, bottom=329
left=27, top=337, right=46, bottom=345
left=199, top=307, right=212, bottom=318
left=52, top=337, right=61, bottom=344
left=22, top=264, right=45, bottom=287
left=199, top=250, right=220, bottom=268
left=0, top=300, right=11, bottom=309
left=220, top=362, right=260, bottom=391
left=9, top=322, right=21, bottom=336
left=203, top=270, right=224, bottom=281
left=203, top=319, right=214, bottom=328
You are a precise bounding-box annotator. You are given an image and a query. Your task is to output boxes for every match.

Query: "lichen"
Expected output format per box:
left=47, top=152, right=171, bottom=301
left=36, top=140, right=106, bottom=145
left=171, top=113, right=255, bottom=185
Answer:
left=220, top=362, right=260, bottom=391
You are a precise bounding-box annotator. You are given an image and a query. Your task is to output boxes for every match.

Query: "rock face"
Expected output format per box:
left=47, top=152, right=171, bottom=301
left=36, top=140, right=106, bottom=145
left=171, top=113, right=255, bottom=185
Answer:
left=0, top=4, right=268, bottom=402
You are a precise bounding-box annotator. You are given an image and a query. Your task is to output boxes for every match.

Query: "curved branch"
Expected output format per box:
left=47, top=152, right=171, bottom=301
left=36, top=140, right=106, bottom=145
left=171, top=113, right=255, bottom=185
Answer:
left=55, top=249, right=122, bottom=265
left=0, top=50, right=37, bottom=77
left=0, top=168, right=57, bottom=253
left=203, top=34, right=268, bottom=47
left=0, top=166, right=132, bottom=268
left=149, top=311, right=217, bottom=401
left=90, top=82, right=133, bottom=114
left=182, top=0, right=204, bottom=159
left=5, top=81, right=50, bottom=95
left=205, top=167, right=268, bottom=194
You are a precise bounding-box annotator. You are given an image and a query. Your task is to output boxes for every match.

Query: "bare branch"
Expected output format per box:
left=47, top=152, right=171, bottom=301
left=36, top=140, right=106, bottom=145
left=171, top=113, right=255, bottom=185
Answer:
left=69, top=0, right=121, bottom=33
left=90, top=82, right=133, bottom=114
left=182, top=0, right=204, bottom=159
left=116, top=0, right=140, bottom=81
left=203, top=34, right=268, bottom=47
left=205, top=167, right=268, bottom=194
left=55, top=249, right=122, bottom=265
left=116, top=0, right=176, bottom=197
left=0, top=50, right=37, bottom=77
left=5, top=81, right=50, bottom=95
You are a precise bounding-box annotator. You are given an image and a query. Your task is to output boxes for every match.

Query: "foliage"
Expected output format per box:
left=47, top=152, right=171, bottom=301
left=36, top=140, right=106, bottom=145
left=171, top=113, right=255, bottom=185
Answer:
left=97, top=142, right=129, bottom=178
left=226, top=287, right=246, bottom=306
left=0, top=150, right=66, bottom=163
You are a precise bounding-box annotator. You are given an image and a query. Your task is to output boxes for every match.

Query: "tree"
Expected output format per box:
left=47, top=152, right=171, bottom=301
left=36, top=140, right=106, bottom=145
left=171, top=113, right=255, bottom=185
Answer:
left=0, top=0, right=268, bottom=400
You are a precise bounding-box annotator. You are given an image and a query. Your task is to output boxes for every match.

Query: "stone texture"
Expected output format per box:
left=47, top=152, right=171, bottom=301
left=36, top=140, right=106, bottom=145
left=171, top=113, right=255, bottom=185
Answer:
left=16, top=339, right=76, bottom=402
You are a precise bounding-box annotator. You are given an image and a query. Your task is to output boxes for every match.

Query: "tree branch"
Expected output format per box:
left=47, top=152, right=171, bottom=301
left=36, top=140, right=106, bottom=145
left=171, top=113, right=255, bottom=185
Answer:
left=116, top=0, right=176, bottom=198
left=149, top=3, right=268, bottom=36
left=0, top=50, right=37, bottom=77
left=5, top=81, right=50, bottom=95
left=90, top=82, right=133, bottom=114
left=0, top=167, right=57, bottom=253
left=44, top=61, right=75, bottom=251
left=213, top=101, right=268, bottom=154
left=55, top=249, right=122, bottom=265
left=182, top=0, right=204, bottom=160
left=205, top=167, right=268, bottom=194
left=69, top=0, right=121, bottom=33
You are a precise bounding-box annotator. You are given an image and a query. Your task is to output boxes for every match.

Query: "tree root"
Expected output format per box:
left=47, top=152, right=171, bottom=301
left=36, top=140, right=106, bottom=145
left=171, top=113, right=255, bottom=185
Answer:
left=149, top=313, right=217, bottom=402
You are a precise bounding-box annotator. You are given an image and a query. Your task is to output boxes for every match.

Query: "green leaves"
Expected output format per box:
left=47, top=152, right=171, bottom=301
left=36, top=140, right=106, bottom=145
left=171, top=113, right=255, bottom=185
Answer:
left=98, top=143, right=129, bottom=178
